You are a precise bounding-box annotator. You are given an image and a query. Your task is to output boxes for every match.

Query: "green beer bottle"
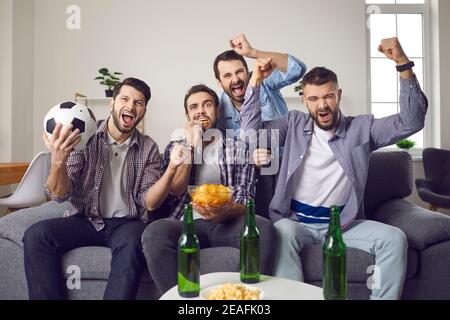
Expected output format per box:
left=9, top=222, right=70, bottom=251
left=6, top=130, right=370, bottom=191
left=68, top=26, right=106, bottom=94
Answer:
left=240, top=198, right=260, bottom=284
left=323, top=206, right=347, bottom=300
left=177, top=203, right=200, bottom=298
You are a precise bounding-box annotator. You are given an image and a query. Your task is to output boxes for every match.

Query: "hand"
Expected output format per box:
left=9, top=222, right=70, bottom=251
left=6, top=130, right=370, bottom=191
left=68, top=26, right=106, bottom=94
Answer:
left=168, top=143, right=190, bottom=171
left=378, top=37, right=410, bottom=65
left=249, top=58, right=277, bottom=87
left=185, top=119, right=203, bottom=148
left=43, top=123, right=81, bottom=167
left=253, top=148, right=273, bottom=168
left=229, top=33, right=256, bottom=58
left=193, top=202, right=232, bottom=223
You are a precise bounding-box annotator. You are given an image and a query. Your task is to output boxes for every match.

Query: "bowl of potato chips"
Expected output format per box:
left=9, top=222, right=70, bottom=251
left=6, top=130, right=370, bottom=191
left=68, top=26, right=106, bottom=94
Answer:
left=200, top=283, right=264, bottom=300
left=188, top=184, right=234, bottom=208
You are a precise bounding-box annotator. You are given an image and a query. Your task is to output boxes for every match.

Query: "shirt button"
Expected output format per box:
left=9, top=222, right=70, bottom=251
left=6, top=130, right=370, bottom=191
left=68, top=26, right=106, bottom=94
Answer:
left=94, top=187, right=98, bottom=190
left=93, top=206, right=96, bottom=210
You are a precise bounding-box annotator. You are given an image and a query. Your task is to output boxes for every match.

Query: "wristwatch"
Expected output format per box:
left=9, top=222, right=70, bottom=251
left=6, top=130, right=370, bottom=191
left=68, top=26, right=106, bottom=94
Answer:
left=396, top=61, right=415, bottom=72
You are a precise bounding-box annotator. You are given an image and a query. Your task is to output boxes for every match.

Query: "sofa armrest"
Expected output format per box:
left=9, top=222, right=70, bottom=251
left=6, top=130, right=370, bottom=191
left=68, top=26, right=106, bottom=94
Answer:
left=415, top=178, right=434, bottom=190
left=0, top=201, right=71, bottom=247
left=372, top=199, right=450, bottom=250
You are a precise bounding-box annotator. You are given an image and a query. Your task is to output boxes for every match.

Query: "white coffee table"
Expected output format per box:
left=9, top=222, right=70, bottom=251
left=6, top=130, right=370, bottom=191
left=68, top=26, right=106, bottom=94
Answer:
left=159, top=272, right=324, bottom=300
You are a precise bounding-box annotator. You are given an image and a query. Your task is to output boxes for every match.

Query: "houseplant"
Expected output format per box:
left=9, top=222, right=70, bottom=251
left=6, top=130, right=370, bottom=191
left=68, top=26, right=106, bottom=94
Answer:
left=396, top=139, right=416, bottom=152
left=294, top=79, right=304, bottom=96
left=94, top=68, right=123, bottom=97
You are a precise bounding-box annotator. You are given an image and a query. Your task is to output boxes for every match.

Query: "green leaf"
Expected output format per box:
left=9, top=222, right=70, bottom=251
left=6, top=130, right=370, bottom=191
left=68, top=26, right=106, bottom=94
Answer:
left=98, top=68, right=109, bottom=75
left=94, top=76, right=105, bottom=80
left=114, top=72, right=123, bottom=75
left=396, top=139, right=415, bottom=149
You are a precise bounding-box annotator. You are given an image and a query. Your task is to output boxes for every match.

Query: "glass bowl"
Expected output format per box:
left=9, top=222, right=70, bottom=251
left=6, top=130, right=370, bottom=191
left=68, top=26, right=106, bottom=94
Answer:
left=188, top=184, right=234, bottom=208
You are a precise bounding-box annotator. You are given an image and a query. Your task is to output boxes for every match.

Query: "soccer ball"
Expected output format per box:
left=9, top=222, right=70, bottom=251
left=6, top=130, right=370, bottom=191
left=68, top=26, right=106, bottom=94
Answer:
left=44, top=101, right=97, bottom=151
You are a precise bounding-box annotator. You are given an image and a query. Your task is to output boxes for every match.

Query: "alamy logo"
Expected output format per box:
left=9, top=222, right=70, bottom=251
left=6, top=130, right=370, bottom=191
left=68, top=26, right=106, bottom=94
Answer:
left=366, top=5, right=381, bottom=30
left=66, top=265, right=81, bottom=290
left=366, top=265, right=381, bottom=290
left=66, top=5, right=81, bottom=30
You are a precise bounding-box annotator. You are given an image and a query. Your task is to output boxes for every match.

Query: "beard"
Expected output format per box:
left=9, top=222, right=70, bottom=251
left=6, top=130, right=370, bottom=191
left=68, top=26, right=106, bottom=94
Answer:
left=309, top=106, right=340, bottom=131
left=224, top=79, right=247, bottom=104
left=111, top=105, right=143, bottom=134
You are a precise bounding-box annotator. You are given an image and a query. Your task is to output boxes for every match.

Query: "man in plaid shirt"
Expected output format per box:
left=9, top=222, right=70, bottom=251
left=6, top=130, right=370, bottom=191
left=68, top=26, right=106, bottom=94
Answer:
left=141, top=84, right=276, bottom=295
left=22, top=78, right=184, bottom=300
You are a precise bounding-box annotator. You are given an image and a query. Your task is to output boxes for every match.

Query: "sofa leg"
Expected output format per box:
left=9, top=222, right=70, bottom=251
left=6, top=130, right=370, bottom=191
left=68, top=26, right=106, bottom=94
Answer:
left=429, top=204, right=438, bottom=211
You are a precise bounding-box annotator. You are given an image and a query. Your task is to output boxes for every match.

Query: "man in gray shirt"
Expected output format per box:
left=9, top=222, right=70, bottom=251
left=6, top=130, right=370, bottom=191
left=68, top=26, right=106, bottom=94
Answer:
left=240, top=38, right=428, bottom=299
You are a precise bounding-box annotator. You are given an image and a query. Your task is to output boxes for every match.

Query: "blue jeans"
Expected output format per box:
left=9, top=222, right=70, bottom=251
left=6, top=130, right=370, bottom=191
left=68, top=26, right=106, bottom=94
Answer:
left=273, top=219, right=408, bottom=300
left=22, top=216, right=147, bottom=300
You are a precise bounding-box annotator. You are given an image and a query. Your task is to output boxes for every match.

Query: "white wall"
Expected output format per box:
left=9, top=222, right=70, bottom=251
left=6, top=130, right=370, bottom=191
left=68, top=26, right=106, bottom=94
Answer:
left=0, top=0, right=13, bottom=163
left=32, top=0, right=367, bottom=152
left=0, top=0, right=13, bottom=212
left=12, top=0, right=35, bottom=162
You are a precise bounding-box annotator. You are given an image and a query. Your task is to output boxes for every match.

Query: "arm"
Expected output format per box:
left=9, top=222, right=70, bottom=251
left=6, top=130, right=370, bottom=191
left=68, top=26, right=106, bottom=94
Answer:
left=240, top=59, right=290, bottom=148
left=145, top=143, right=187, bottom=211
left=370, top=38, right=428, bottom=149
left=230, top=34, right=307, bottom=89
left=230, top=33, right=289, bottom=72
left=166, top=120, right=203, bottom=196
left=43, top=123, right=83, bottom=202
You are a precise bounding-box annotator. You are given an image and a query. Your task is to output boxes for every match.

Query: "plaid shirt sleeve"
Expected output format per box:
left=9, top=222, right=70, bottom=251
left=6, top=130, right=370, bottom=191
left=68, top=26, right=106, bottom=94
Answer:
left=231, top=139, right=256, bottom=206
left=161, top=141, right=176, bottom=171
left=137, top=142, right=163, bottom=209
left=44, top=150, right=85, bottom=203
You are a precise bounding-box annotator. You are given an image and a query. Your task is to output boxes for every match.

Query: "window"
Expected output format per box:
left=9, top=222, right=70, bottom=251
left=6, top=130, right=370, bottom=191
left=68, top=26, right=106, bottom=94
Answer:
left=366, top=0, right=429, bottom=153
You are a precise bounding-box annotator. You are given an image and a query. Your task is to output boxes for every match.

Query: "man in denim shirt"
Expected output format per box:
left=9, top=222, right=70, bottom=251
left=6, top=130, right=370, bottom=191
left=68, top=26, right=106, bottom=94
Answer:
left=240, top=38, right=428, bottom=300
left=213, top=33, right=307, bottom=138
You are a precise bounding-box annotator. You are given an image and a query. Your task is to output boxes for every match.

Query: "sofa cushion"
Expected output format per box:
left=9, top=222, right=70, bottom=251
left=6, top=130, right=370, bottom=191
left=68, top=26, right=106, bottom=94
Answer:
left=0, top=201, right=72, bottom=246
left=364, top=151, right=413, bottom=217
left=301, top=245, right=418, bottom=283
left=301, top=245, right=375, bottom=282
left=61, top=246, right=239, bottom=281
left=61, top=246, right=155, bottom=282
left=373, top=199, right=450, bottom=250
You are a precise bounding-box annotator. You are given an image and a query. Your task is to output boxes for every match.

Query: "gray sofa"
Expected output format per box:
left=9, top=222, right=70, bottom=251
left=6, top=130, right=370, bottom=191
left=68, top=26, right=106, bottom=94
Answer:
left=1, top=151, right=450, bottom=299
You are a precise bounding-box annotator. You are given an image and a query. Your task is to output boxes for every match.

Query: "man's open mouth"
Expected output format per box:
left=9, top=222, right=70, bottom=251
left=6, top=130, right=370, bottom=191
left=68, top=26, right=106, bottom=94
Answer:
left=231, top=82, right=245, bottom=97
left=121, top=111, right=136, bottom=126
left=318, top=110, right=332, bottom=122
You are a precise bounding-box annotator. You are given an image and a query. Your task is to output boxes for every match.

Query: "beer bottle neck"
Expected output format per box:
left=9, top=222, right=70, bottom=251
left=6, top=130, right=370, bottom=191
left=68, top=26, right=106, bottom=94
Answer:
left=245, top=198, right=256, bottom=228
left=183, top=204, right=195, bottom=234
left=328, top=206, right=343, bottom=239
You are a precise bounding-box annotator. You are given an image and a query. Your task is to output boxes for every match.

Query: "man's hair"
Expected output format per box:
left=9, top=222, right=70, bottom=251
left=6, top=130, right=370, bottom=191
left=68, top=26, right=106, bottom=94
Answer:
left=113, top=77, right=152, bottom=106
left=213, top=50, right=249, bottom=80
left=303, top=67, right=339, bottom=88
left=184, top=84, right=219, bottom=114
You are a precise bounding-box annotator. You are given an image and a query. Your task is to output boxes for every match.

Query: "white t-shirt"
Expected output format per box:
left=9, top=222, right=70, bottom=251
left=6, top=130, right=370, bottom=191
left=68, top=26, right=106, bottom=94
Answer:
left=189, top=136, right=223, bottom=220
left=291, top=125, right=352, bottom=224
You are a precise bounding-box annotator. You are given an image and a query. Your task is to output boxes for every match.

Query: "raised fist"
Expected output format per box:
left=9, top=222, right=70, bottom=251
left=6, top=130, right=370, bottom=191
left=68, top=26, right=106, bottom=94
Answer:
left=229, top=33, right=254, bottom=57
left=249, top=57, right=277, bottom=87
left=378, top=37, right=410, bottom=65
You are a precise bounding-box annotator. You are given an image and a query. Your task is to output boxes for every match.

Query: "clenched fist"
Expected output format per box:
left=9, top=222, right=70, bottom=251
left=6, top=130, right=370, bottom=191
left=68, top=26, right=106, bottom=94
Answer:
left=229, top=33, right=256, bottom=58
left=378, top=37, right=410, bottom=66
left=249, top=57, right=277, bottom=87
left=168, top=143, right=190, bottom=171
